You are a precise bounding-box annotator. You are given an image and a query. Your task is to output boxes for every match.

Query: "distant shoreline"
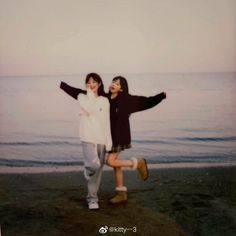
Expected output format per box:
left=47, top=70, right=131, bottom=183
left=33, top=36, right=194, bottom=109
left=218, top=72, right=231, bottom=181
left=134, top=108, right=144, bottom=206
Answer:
left=1, top=161, right=236, bottom=174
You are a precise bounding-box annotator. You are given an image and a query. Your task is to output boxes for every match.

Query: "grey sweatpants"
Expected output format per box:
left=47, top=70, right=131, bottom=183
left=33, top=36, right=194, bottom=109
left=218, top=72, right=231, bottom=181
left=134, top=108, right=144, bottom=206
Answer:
left=81, top=141, right=106, bottom=203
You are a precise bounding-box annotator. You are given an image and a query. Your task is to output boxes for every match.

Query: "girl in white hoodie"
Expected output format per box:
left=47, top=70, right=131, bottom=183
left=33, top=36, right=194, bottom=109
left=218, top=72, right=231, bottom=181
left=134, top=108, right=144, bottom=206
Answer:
left=77, top=73, right=112, bottom=210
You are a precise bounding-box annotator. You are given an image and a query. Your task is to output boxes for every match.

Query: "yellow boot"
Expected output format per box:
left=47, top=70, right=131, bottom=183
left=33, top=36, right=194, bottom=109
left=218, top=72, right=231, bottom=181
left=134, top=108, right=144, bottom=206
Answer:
left=110, top=186, right=127, bottom=204
left=131, top=157, right=149, bottom=181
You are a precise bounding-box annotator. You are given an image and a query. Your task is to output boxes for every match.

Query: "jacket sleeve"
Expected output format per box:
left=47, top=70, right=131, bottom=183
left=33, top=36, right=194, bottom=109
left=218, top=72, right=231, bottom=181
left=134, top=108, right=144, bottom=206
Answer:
left=60, top=81, right=86, bottom=100
left=128, top=92, right=166, bottom=114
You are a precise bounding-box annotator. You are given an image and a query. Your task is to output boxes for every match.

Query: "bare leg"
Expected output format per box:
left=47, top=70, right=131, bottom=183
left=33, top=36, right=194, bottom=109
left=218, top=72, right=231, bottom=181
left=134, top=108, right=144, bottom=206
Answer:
left=107, top=151, right=149, bottom=204
left=107, top=152, right=148, bottom=182
left=114, top=167, right=124, bottom=187
left=107, top=152, right=128, bottom=188
left=107, top=152, right=134, bottom=168
left=108, top=152, right=128, bottom=203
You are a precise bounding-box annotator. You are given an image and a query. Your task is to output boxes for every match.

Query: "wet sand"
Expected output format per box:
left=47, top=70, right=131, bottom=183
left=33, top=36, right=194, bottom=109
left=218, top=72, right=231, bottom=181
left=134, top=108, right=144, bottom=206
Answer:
left=0, top=166, right=236, bottom=236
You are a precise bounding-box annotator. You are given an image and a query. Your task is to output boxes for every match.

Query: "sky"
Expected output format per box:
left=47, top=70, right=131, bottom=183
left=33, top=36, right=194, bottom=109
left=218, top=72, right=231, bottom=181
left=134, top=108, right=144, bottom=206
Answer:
left=0, top=0, right=236, bottom=76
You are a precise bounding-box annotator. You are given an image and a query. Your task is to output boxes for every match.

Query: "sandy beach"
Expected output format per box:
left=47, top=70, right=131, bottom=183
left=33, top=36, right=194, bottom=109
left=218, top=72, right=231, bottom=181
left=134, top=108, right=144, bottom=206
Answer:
left=0, top=165, right=236, bottom=236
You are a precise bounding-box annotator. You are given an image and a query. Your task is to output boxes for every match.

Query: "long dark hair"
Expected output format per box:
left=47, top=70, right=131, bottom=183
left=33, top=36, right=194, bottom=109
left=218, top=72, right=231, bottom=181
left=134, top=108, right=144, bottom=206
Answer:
left=112, top=76, right=129, bottom=94
left=85, top=73, right=105, bottom=96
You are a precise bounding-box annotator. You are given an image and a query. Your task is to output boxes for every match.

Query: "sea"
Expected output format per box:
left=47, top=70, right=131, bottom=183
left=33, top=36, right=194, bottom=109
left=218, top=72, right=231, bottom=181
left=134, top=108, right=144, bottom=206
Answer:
left=0, top=72, right=236, bottom=168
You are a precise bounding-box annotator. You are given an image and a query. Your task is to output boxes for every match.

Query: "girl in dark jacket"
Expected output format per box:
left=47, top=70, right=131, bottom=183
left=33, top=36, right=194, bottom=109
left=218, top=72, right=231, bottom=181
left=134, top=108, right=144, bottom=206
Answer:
left=60, top=76, right=166, bottom=203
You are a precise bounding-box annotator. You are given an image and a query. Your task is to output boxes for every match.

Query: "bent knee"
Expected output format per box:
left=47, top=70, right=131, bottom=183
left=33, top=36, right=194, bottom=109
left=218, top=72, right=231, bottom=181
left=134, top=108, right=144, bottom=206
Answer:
left=106, top=158, right=113, bottom=167
left=106, top=157, right=116, bottom=167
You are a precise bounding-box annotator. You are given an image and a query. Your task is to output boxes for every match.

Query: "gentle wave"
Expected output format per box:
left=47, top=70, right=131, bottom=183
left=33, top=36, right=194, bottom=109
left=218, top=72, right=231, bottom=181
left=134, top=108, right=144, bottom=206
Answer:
left=179, top=136, right=236, bottom=142
left=0, top=141, right=81, bottom=146
left=0, top=136, right=235, bottom=147
left=0, top=140, right=168, bottom=146
left=0, top=158, right=83, bottom=167
left=133, top=139, right=169, bottom=144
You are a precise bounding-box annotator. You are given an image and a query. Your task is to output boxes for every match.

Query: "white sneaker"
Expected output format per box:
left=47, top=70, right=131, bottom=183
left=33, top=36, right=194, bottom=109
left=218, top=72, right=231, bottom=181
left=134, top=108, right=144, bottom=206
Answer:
left=88, top=201, right=99, bottom=210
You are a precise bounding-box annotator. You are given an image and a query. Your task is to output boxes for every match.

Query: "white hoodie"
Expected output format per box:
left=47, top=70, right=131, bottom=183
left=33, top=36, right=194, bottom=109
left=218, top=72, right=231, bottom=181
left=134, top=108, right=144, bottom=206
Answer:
left=78, top=89, right=112, bottom=151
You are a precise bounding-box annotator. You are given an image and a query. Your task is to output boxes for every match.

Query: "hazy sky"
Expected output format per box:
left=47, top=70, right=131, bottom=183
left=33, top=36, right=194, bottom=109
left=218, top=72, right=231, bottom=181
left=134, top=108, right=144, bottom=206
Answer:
left=0, top=0, right=236, bottom=76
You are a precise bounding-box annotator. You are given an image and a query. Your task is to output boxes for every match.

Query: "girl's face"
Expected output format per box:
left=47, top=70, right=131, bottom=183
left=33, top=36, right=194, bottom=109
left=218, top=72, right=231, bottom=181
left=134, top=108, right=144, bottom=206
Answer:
left=109, top=79, right=122, bottom=94
left=86, top=77, right=100, bottom=94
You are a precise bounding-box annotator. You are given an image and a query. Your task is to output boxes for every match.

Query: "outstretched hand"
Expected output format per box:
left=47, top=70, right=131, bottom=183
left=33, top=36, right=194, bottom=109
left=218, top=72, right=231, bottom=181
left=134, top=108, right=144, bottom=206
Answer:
left=60, top=81, right=65, bottom=89
left=163, top=92, right=167, bottom=99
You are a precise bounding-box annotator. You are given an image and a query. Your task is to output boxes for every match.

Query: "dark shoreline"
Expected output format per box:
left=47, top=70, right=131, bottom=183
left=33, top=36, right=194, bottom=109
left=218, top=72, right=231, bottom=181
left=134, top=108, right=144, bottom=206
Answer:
left=0, top=166, right=236, bottom=236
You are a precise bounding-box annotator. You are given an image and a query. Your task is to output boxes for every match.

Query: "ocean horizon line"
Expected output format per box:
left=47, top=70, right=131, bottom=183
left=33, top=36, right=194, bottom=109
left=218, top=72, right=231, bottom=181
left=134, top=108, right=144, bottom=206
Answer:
left=0, top=71, right=235, bottom=79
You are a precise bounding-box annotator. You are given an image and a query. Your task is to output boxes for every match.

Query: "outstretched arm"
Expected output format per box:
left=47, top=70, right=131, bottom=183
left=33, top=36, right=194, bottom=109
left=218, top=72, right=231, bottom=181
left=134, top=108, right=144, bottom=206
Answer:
left=60, top=81, right=86, bottom=100
left=128, top=92, right=166, bottom=114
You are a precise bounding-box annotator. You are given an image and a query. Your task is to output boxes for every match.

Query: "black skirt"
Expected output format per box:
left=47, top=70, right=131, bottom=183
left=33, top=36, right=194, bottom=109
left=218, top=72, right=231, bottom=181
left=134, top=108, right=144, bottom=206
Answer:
left=108, top=144, right=132, bottom=153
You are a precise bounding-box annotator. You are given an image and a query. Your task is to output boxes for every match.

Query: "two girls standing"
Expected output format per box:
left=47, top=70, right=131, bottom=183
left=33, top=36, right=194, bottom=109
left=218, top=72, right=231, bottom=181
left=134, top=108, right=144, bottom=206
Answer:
left=60, top=74, right=166, bottom=208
